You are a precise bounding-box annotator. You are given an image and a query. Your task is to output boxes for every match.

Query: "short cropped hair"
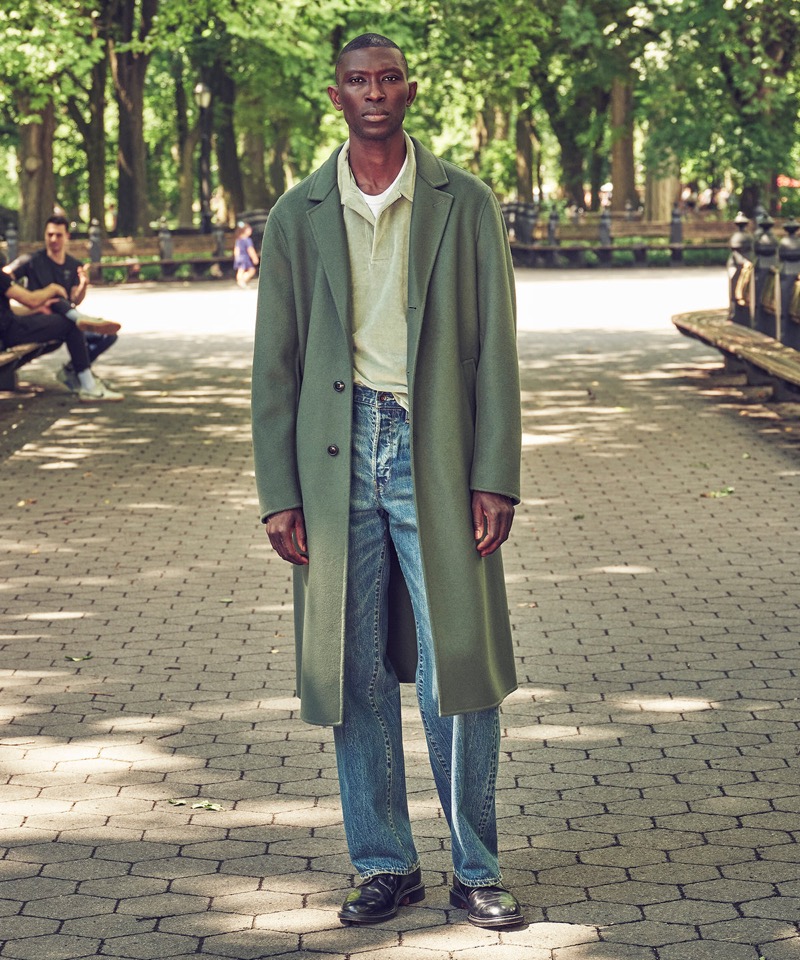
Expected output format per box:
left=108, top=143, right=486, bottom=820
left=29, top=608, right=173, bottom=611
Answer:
left=335, top=33, right=408, bottom=82
left=45, top=214, right=70, bottom=230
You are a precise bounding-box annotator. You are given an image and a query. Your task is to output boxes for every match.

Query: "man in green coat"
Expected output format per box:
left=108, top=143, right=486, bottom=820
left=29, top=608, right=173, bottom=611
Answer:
left=252, top=33, right=523, bottom=929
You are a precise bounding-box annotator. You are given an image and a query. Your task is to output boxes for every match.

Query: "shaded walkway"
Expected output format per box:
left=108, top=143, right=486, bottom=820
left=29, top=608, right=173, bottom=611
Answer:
left=1, top=272, right=798, bottom=959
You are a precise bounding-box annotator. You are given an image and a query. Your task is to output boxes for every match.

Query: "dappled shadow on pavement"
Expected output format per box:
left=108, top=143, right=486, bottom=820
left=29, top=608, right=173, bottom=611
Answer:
left=1, top=312, right=799, bottom=958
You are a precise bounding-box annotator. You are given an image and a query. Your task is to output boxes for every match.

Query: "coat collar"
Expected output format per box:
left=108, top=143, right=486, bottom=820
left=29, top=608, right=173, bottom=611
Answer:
left=305, top=136, right=451, bottom=199
left=305, top=137, right=454, bottom=356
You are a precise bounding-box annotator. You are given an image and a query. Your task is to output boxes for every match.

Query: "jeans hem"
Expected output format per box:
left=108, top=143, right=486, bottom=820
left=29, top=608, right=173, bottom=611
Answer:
left=453, top=873, right=504, bottom=888
left=358, top=862, right=421, bottom=881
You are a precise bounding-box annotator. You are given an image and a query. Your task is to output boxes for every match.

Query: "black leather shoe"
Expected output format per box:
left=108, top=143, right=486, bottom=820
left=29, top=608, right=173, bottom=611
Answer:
left=449, top=877, right=524, bottom=928
left=338, top=868, right=425, bottom=924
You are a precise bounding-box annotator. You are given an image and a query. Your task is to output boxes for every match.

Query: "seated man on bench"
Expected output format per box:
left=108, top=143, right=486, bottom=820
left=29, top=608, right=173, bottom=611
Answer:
left=4, top=214, right=122, bottom=393
left=0, top=272, right=123, bottom=402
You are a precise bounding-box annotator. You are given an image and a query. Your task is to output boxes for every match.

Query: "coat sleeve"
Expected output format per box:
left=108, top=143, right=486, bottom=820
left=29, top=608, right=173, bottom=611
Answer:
left=251, top=208, right=303, bottom=523
left=469, top=191, right=522, bottom=504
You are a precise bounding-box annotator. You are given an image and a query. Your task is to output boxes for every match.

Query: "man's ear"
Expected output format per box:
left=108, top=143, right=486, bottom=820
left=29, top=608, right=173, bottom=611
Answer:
left=406, top=81, right=418, bottom=107
left=327, top=85, right=343, bottom=111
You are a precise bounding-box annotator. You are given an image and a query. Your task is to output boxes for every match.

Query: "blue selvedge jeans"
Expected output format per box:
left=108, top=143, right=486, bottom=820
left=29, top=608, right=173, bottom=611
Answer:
left=333, top=385, right=502, bottom=885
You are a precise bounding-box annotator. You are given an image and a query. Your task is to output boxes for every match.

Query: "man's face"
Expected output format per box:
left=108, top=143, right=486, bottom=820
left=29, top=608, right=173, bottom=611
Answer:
left=45, top=223, right=69, bottom=260
left=328, top=47, right=416, bottom=143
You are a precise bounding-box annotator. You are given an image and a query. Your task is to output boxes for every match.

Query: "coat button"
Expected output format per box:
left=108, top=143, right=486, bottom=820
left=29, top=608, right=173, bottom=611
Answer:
left=327, top=444, right=339, bottom=456
left=333, top=380, right=345, bottom=392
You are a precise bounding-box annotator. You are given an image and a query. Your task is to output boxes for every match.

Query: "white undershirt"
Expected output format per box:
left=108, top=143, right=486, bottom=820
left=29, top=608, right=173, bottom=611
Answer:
left=357, top=155, right=409, bottom=219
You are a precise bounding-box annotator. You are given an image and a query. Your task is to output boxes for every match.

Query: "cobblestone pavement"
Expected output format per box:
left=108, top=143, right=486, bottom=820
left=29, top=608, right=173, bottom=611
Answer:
left=1, top=270, right=799, bottom=960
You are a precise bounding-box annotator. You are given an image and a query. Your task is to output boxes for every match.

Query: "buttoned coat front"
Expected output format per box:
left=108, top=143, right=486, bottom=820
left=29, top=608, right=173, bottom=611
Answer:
left=251, top=137, right=521, bottom=727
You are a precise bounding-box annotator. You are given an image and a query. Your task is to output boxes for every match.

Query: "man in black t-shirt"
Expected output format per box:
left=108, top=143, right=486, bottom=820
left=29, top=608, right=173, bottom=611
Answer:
left=1, top=273, right=94, bottom=396
left=1, top=269, right=122, bottom=402
left=5, top=215, right=121, bottom=393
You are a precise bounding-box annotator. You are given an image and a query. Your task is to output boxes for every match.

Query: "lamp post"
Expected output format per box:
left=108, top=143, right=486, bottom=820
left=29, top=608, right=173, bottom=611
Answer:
left=193, top=81, right=213, bottom=234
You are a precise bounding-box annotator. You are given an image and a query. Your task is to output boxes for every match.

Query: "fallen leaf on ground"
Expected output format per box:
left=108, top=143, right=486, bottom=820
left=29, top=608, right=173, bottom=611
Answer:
left=701, top=486, right=735, bottom=499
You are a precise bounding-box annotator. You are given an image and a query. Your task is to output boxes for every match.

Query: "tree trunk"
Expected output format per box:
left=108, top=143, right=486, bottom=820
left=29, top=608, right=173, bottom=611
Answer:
left=588, top=90, right=611, bottom=211
left=267, top=123, right=290, bottom=203
left=739, top=184, right=763, bottom=219
left=66, top=56, right=107, bottom=233
left=177, top=126, right=201, bottom=228
left=114, top=78, right=149, bottom=235
left=109, top=0, right=157, bottom=236
left=588, top=149, right=604, bottom=212
left=17, top=100, right=57, bottom=241
left=211, top=63, right=245, bottom=225
left=610, top=73, right=638, bottom=213
left=471, top=111, right=489, bottom=175
left=515, top=99, right=534, bottom=204
left=171, top=63, right=200, bottom=228
left=85, top=57, right=108, bottom=232
left=532, top=66, right=590, bottom=207
left=241, top=128, right=271, bottom=210
left=644, top=171, right=680, bottom=222
left=561, top=151, right=584, bottom=207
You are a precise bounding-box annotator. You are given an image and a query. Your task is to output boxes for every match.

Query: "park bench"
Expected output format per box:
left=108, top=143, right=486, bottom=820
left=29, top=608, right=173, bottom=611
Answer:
left=672, top=309, right=800, bottom=402
left=2, top=228, right=238, bottom=286
left=86, top=233, right=233, bottom=284
left=508, top=210, right=741, bottom=268
left=0, top=339, right=61, bottom=391
left=672, top=216, right=800, bottom=400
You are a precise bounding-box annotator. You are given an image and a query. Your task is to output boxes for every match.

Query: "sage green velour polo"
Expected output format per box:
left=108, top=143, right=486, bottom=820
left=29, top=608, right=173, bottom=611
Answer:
left=337, top=132, right=416, bottom=409
left=252, top=137, right=522, bottom=727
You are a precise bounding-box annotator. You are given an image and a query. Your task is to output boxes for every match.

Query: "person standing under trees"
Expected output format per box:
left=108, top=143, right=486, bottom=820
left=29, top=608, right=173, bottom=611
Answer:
left=4, top=215, right=122, bottom=398
left=251, top=34, right=524, bottom=929
left=233, top=221, right=259, bottom=287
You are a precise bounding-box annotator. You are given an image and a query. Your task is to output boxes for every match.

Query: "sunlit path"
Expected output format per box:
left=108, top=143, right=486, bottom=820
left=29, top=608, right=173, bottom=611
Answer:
left=1, top=270, right=798, bottom=959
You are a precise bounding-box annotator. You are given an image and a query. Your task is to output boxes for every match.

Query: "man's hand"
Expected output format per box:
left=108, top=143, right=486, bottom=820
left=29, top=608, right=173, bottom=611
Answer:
left=72, top=265, right=89, bottom=305
left=265, top=508, right=309, bottom=565
left=36, top=283, right=68, bottom=304
left=472, top=490, right=515, bottom=558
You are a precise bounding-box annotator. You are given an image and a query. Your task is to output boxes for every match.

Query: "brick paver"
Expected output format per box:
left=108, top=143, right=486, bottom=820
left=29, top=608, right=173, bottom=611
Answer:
left=1, top=270, right=798, bottom=959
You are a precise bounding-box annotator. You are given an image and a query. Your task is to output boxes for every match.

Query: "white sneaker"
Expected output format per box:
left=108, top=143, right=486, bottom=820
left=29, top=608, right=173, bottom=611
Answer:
left=76, top=316, right=122, bottom=336
left=77, top=381, right=124, bottom=403
left=56, top=365, right=80, bottom=392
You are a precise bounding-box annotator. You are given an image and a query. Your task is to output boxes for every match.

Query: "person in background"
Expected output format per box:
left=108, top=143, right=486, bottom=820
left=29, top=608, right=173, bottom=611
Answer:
left=0, top=272, right=122, bottom=402
left=233, top=221, right=259, bottom=288
left=4, top=214, right=122, bottom=396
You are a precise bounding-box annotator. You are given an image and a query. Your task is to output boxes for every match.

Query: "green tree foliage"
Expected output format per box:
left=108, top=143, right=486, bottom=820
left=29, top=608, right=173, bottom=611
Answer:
left=643, top=0, right=800, bottom=215
left=0, top=0, right=104, bottom=235
left=1, top=0, right=800, bottom=239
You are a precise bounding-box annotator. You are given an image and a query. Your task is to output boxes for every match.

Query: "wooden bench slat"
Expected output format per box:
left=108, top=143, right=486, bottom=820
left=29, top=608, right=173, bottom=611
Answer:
left=0, top=339, right=62, bottom=390
left=672, top=309, right=800, bottom=392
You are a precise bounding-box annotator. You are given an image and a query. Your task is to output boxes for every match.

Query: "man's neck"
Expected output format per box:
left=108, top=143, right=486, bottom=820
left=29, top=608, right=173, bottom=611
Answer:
left=46, top=249, right=66, bottom=266
left=347, top=131, right=408, bottom=196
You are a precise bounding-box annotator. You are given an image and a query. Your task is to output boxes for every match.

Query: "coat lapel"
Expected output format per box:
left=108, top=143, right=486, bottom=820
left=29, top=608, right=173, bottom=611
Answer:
left=407, top=139, right=453, bottom=373
left=303, top=140, right=453, bottom=355
left=306, top=148, right=351, bottom=337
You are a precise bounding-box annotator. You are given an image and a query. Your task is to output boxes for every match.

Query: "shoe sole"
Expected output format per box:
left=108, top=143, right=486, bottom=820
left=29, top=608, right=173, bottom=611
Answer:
left=338, top=883, right=425, bottom=925
left=77, top=319, right=122, bottom=336
left=78, top=395, right=124, bottom=403
left=449, top=889, right=525, bottom=929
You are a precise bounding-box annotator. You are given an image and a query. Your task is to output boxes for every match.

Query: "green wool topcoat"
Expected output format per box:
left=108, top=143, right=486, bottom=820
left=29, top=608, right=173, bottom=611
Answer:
left=252, top=138, right=522, bottom=727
